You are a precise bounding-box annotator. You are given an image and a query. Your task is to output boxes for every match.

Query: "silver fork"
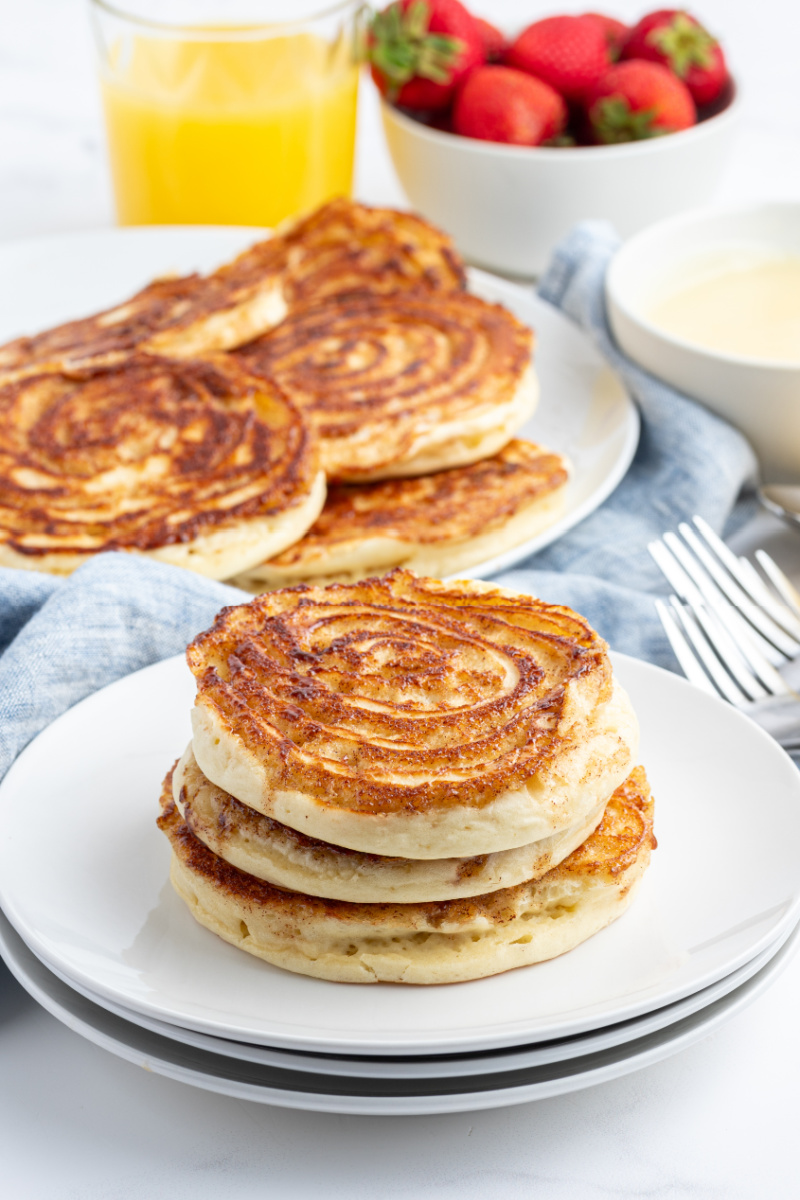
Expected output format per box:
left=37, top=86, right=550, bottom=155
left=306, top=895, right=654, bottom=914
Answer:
left=649, top=515, right=800, bottom=750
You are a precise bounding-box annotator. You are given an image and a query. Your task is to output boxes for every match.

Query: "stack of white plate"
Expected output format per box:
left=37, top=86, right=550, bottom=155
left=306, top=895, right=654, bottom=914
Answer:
left=2, top=651, right=800, bottom=1116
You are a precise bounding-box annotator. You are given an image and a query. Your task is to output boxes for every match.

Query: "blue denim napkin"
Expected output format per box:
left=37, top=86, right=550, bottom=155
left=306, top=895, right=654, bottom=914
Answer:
left=495, top=220, right=757, bottom=663
left=0, top=555, right=242, bottom=782
left=0, top=221, right=758, bottom=783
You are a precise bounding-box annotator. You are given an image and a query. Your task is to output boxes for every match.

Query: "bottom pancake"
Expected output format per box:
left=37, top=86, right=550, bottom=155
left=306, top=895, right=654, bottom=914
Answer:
left=230, top=440, right=570, bottom=591
left=158, top=766, right=655, bottom=985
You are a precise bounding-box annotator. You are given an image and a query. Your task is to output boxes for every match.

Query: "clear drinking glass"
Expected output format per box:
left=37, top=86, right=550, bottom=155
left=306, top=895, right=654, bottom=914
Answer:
left=90, top=0, right=362, bottom=227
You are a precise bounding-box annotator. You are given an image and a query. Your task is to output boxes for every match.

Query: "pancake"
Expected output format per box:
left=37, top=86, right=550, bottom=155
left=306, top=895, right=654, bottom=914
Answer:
left=158, top=765, right=655, bottom=985
left=218, top=197, right=467, bottom=310
left=0, top=259, right=286, bottom=381
left=173, top=743, right=606, bottom=903
left=235, top=290, right=537, bottom=482
left=232, top=440, right=569, bottom=590
left=0, top=355, right=325, bottom=578
left=188, top=571, right=639, bottom=858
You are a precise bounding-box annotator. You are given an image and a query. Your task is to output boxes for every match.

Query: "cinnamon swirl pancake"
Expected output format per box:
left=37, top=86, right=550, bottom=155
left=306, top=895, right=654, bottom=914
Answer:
left=173, top=743, right=606, bottom=904
left=235, top=291, right=537, bottom=482
left=0, top=201, right=464, bottom=383
left=0, top=258, right=286, bottom=380
left=188, top=572, right=639, bottom=858
left=158, top=766, right=655, bottom=984
left=233, top=440, right=569, bottom=590
left=0, top=356, right=324, bottom=578
left=218, top=198, right=467, bottom=310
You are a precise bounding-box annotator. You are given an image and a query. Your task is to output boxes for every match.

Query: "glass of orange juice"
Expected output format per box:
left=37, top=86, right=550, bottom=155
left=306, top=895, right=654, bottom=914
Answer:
left=90, top=0, right=362, bottom=227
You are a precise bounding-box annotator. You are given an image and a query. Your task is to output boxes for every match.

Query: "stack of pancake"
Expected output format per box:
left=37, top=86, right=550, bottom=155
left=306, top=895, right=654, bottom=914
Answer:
left=0, top=199, right=569, bottom=584
left=157, top=571, right=655, bottom=985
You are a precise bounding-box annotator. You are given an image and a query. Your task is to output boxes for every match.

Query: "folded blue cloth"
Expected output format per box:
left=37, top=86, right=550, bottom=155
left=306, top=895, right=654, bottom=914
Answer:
left=0, top=221, right=758, bottom=783
left=0, top=555, right=242, bottom=782
left=495, top=221, right=757, bottom=662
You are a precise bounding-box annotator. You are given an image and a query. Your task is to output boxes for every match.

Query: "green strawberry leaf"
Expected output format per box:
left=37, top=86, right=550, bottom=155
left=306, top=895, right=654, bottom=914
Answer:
left=369, top=1, right=464, bottom=93
left=592, top=97, right=667, bottom=143
left=647, top=14, right=717, bottom=78
left=405, top=0, right=430, bottom=41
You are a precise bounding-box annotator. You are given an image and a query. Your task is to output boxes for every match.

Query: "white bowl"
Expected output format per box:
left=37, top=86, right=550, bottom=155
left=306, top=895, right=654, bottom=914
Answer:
left=606, top=201, right=800, bottom=483
left=381, top=89, right=741, bottom=278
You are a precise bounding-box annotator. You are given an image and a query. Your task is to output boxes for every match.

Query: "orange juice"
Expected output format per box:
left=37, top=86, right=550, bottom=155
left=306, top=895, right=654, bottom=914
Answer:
left=100, top=31, right=359, bottom=226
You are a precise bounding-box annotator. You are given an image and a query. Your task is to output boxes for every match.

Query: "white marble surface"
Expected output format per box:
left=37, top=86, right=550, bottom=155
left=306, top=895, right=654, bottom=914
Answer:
left=2, top=1, right=800, bottom=1196
left=1, top=944, right=800, bottom=1200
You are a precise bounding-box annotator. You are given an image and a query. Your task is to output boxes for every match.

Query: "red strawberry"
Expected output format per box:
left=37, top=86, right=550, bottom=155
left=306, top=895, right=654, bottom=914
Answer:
left=581, top=13, right=630, bottom=61
left=453, top=65, right=568, bottom=146
left=474, top=17, right=507, bottom=63
left=588, top=60, right=696, bottom=142
left=621, top=9, right=728, bottom=106
left=369, top=0, right=484, bottom=111
left=450, top=63, right=568, bottom=145
left=505, top=15, right=610, bottom=104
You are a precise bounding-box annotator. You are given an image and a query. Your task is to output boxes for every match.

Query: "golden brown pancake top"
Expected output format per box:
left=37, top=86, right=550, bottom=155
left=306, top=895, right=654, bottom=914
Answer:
left=219, top=198, right=467, bottom=309
left=0, top=355, right=316, bottom=557
left=0, top=262, right=284, bottom=379
left=0, top=200, right=461, bottom=381
left=559, top=767, right=657, bottom=878
left=267, top=441, right=568, bottom=568
left=236, top=290, right=533, bottom=481
left=158, top=765, right=655, bottom=926
left=187, top=570, right=612, bottom=816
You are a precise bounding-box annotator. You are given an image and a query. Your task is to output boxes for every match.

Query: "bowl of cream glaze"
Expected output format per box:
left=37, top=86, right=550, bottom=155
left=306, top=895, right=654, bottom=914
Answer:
left=606, top=201, right=800, bottom=483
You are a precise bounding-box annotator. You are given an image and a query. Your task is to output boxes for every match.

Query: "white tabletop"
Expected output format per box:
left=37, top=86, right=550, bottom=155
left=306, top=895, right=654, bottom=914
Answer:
left=2, top=1, right=800, bottom=1196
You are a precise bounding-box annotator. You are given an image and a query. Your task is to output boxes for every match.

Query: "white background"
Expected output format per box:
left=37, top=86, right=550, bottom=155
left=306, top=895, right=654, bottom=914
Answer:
left=2, top=2, right=800, bottom=1197
left=2, top=0, right=800, bottom=237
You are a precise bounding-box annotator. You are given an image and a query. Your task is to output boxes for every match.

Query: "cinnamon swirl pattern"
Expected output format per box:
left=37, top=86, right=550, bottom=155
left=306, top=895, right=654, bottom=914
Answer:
left=237, top=290, right=538, bottom=482
left=219, top=198, right=467, bottom=311
left=0, top=201, right=465, bottom=383
left=159, top=765, right=655, bottom=985
left=188, top=571, right=639, bottom=858
left=0, top=260, right=286, bottom=381
left=233, top=440, right=570, bottom=590
left=0, top=356, right=325, bottom=578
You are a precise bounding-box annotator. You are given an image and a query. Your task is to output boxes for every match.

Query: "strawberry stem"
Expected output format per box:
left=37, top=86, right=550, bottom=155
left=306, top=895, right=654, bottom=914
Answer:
left=647, top=14, right=717, bottom=78
left=369, top=1, right=464, bottom=95
left=593, top=97, right=665, bottom=143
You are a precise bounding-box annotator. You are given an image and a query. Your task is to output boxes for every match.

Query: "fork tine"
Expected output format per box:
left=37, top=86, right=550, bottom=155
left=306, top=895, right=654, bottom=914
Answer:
left=655, top=599, right=718, bottom=697
left=755, top=550, right=800, bottom=623
left=683, top=598, right=770, bottom=700
left=692, top=515, right=746, bottom=576
left=678, top=523, right=800, bottom=657
left=648, top=539, right=703, bottom=604
left=669, top=599, right=750, bottom=706
left=692, top=516, right=800, bottom=644
left=733, top=556, right=800, bottom=638
left=662, top=532, right=788, bottom=671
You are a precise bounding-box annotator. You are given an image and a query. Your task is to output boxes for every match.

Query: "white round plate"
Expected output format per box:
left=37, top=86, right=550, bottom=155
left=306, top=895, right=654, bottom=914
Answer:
left=1, top=909, right=796, bottom=1117
left=462, top=267, right=639, bottom=577
left=1, top=651, right=800, bottom=1055
left=26, top=912, right=796, bottom=1081
left=0, top=227, right=639, bottom=577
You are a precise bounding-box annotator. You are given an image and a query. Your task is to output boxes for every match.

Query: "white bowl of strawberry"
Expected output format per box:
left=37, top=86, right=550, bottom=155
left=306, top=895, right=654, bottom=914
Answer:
left=370, top=3, right=740, bottom=276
